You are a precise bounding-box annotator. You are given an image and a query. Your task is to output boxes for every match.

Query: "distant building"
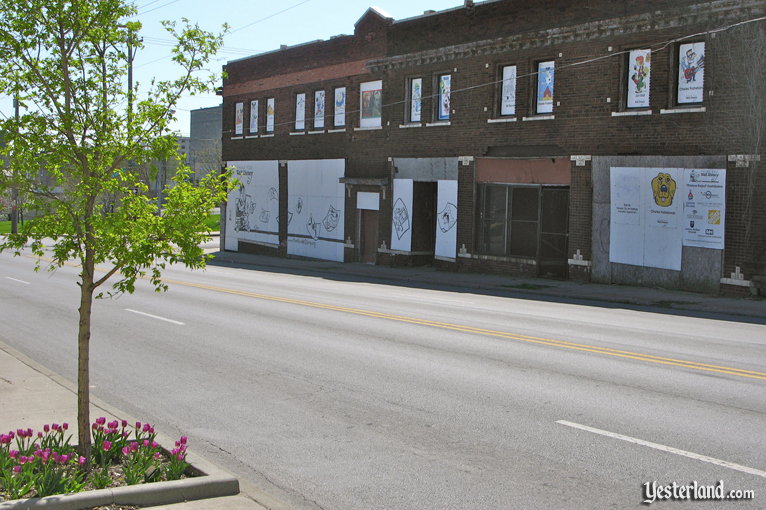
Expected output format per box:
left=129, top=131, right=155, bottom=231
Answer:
left=190, top=105, right=222, bottom=184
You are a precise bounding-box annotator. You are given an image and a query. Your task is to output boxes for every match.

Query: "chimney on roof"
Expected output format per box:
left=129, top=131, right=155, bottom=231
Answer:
left=423, top=10, right=435, bottom=14
left=464, top=0, right=474, bottom=6
left=280, top=44, right=287, bottom=50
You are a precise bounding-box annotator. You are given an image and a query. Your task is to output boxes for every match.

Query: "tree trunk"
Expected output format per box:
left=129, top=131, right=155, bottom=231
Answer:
left=77, top=270, right=95, bottom=462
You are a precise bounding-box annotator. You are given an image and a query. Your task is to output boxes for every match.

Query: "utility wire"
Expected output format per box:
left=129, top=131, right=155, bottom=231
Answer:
left=222, top=15, right=766, bottom=134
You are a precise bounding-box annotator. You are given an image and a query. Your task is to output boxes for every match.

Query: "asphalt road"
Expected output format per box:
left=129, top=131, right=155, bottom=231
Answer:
left=1, top=250, right=765, bottom=509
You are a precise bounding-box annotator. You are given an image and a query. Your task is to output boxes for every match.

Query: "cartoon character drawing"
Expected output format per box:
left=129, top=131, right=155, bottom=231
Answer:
left=259, top=209, right=270, bottom=224
left=268, top=187, right=278, bottom=201
left=235, top=191, right=254, bottom=231
left=392, top=198, right=410, bottom=240
left=437, top=202, right=458, bottom=233
left=631, top=54, right=649, bottom=93
left=322, top=205, right=340, bottom=232
left=306, top=213, right=321, bottom=240
left=651, top=172, right=677, bottom=207
left=681, top=47, right=704, bottom=83
left=335, top=89, right=346, bottom=108
left=296, top=198, right=303, bottom=215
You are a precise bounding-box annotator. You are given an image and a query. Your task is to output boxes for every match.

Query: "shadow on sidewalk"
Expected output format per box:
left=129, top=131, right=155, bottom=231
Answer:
left=206, top=251, right=766, bottom=326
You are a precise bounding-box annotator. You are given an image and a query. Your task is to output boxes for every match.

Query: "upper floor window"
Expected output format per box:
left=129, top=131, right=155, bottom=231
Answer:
left=535, top=60, right=555, bottom=114
left=266, top=98, right=275, bottom=133
left=249, top=99, right=259, bottom=134
left=314, top=90, right=325, bottom=129
left=437, top=74, right=451, bottom=121
left=677, top=42, right=705, bottom=104
left=334, top=87, right=346, bottom=127
left=499, top=65, right=516, bottom=116
left=295, top=93, right=306, bottom=131
left=408, top=77, right=422, bottom=123
left=234, top=102, right=243, bottom=135
left=627, top=49, right=651, bottom=109
left=360, top=80, right=382, bottom=128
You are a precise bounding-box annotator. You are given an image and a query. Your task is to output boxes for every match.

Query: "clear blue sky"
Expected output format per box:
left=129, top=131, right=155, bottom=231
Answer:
left=0, top=0, right=464, bottom=136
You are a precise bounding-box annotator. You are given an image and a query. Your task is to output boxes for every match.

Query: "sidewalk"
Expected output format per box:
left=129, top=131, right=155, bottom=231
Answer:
left=209, top=250, right=766, bottom=322
left=0, top=342, right=272, bottom=510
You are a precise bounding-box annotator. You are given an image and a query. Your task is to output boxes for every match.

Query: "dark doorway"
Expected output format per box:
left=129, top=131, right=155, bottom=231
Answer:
left=360, top=209, right=379, bottom=264
left=411, top=181, right=437, bottom=264
left=539, top=187, right=569, bottom=278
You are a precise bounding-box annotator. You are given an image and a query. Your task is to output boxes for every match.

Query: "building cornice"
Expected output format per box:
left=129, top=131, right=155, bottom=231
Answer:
left=367, top=0, right=762, bottom=72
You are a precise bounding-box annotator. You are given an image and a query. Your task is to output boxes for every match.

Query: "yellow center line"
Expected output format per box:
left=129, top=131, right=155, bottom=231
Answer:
left=25, top=254, right=766, bottom=381
left=157, top=276, right=766, bottom=382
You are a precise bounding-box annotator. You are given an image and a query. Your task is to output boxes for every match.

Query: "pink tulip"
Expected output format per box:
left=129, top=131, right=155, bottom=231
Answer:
left=43, top=424, right=50, bottom=433
left=102, top=440, right=112, bottom=451
left=62, top=423, right=68, bottom=430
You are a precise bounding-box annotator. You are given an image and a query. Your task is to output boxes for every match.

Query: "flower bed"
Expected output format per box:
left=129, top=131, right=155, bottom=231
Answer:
left=0, top=418, right=191, bottom=502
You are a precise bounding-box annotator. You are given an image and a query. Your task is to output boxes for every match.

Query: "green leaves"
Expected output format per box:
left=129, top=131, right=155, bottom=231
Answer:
left=0, top=0, right=233, bottom=295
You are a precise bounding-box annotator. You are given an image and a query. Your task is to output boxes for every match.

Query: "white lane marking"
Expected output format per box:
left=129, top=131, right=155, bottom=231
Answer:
left=5, top=277, right=30, bottom=285
left=124, top=308, right=184, bottom=326
left=556, top=420, right=766, bottom=479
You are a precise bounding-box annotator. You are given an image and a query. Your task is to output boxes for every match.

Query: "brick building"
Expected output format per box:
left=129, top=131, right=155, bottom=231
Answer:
left=221, top=0, right=765, bottom=295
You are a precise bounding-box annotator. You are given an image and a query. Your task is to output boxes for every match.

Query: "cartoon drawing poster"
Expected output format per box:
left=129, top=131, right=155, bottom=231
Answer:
left=360, top=80, right=382, bottom=128
left=627, top=49, right=651, bottom=108
left=266, top=98, right=275, bottom=132
left=438, top=74, right=451, bottom=121
left=677, top=42, right=705, bottom=104
left=314, top=90, right=325, bottom=129
left=536, top=61, right=554, bottom=114
left=410, top=78, right=422, bottom=123
left=295, top=93, right=306, bottom=131
left=249, top=100, right=259, bottom=134
left=334, top=87, right=346, bottom=127
left=500, top=65, right=516, bottom=116
left=234, top=102, right=243, bottom=135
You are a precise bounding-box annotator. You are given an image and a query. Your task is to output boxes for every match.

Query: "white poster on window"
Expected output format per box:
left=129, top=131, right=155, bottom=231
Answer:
left=249, top=100, right=259, bottom=134
left=287, top=159, right=345, bottom=262
left=314, top=90, right=325, bottom=129
left=391, top=179, right=413, bottom=252
left=678, top=42, right=705, bottom=104
left=225, top=160, right=280, bottom=251
left=410, top=78, right=422, bottom=122
left=682, top=169, right=725, bottom=249
left=334, top=87, right=346, bottom=127
left=295, top=93, right=306, bottom=131
left=536, top=61, right=555, bottom=114
left=234, top=102, right=243, bottom=135
left=644, top=168, right=683, bottom=270
left=360, top=80, right=382, bottom=128
left=609, top=167, right=644, bottom=267
left=500, top=65, right=516, bottom=116
left=435, top=180, right=458, bottom=259
left=610, top=167, right=683, bottom=271
left=627, top=49, right=651, bottom=108
left=438, top=75, right=451, bottom=121
left=266, top=98, right=275, bottom=132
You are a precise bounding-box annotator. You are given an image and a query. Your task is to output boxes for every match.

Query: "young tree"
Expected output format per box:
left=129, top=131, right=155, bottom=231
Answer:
left=0, top=0, right=232, bottom=461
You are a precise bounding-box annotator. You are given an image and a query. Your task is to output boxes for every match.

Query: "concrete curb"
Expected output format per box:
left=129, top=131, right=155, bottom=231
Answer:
left=0, top=476, right=239, bottom=510
left=0, top=340, right=242, bottom=510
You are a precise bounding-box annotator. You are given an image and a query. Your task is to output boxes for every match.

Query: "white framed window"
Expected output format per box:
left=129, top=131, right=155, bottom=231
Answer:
left=626, top=49, right=651, bottom=109
left=249, top=99, right=259, bottom=133
left=295, top=93, right=306, bottom=131
left=314, top=90, right=325, bottom=129
left=499, top=65, right=516, bottom=116
left=360, top=80, right=382, bottom=128
left=334, top=87, right=346, bottom=127
left=677, top=42, right=705, bottom=104
left=266, top=98, right=275, bottom=132
left=535, top=61, right=555, bottom=114
left=409, top=78, right=422, bottom=122
left=437, top=74, right=451, bottom=121
left=234, top=102, right=243, bottom=135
